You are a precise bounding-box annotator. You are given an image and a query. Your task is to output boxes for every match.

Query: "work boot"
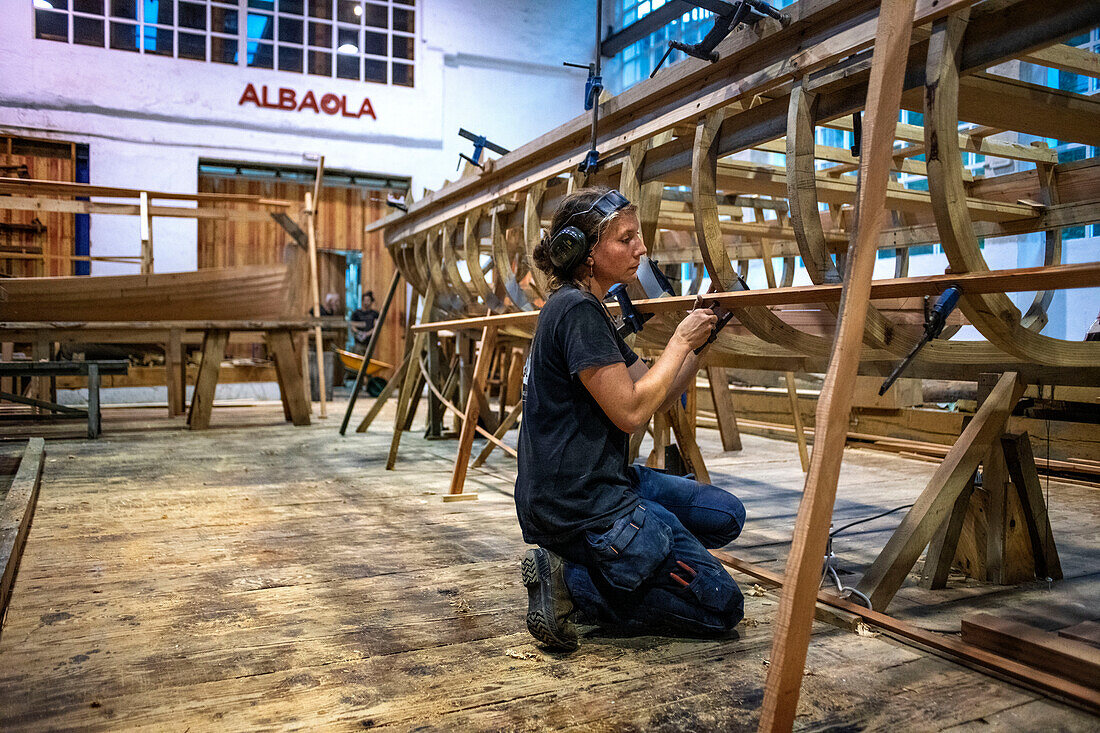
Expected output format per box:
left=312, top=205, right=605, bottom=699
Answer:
left=521, top=548, right=578, bottom=651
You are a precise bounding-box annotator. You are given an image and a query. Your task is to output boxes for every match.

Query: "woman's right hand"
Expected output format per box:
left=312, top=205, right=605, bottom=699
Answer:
left=672, top=307, right=718, bottom=351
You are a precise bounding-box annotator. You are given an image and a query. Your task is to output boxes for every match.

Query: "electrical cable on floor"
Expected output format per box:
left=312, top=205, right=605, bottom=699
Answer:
left=822, top=502, right=916, bottom=609
left=830, top=503, right=915, bottom=537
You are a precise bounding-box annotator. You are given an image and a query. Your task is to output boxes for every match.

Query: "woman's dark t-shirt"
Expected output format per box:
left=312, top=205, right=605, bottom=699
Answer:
left=515, top=285, right=639, bottom=546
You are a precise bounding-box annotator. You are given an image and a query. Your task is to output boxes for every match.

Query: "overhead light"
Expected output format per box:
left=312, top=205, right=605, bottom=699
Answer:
left=353, top=4, right=362, bottom=16
left=337, top=43, right=358, bottom=54
left=33, top=0, right=54, bottom=8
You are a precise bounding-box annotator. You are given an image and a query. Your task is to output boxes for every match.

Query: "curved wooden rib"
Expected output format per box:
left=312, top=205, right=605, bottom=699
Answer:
left=491, top=208, right=535, bottom=311
left=394, top=239, right=426, bottom=297
left=422, top=227, right=449, bottom=305
left=786, top=81, right=927, bottom=353
left=621, top=133, right=672, bottom=252
left=693, top=109, right=833, bottom=358
left=1021, top=157, right=1061, bottom=330
left=925, top=11, right=1098, bottom=366
left=440, top=219, right=479, bottom=311
left=462, top=209, right=504, bottom=311
left=522, top=181, right=549, bottom=298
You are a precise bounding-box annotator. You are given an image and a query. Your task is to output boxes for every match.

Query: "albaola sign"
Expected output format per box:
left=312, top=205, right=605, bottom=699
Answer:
left=238, top=83, right=377, bottom=120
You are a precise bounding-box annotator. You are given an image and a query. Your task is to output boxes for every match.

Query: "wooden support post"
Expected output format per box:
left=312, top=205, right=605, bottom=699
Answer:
left=340, top=270, right=404, bottom=434
left=165, top=328, right=185, bottom=417
left=304, top=191, right=327, bottom=419
left=472, top=401, right=523, bottom=468
left=920, top=472, right=977, bottom=589
left=86, top=363, right=100, bottom=439
left=706, top=366, right=742, bottom=452
left=355, top=348, right=413, bottom=434
left=186, top=329, right=229, bottom=430
left=139, top=190, right=153, bottom=274
left=979, top=373, right=1010, bottom=584
left=426, top=332, right=445, bottom=437
left=31, top=339, right=50, bottom=415
left=266, top=329, right=311, bottom=427
left=856, top=373, right=1025, bottom=610
left=387, top=288, right=436, bottom=470
left=1, top=437, right=45, bottom=626
left=760, top=2, right=919, bottom=728
left=1001, top=432, right=1063, bottom=581
left=1, top=342, right=12, bottom=396
left=785, top=373, right=810, bottom=472
left=448, top=324, right=499, bottom=498
left=667, top=401, right=710, bottom=484
left=647, top=411, right=669, bottom=469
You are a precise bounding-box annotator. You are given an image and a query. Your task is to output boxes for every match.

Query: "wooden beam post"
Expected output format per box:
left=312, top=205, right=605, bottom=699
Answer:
left=706, top=366, right=742, bottom=452
left=165, top=328, right=185, bottom=417
left=186, top=329, right=229, bottom=430
left=387, top=287, right=436, bottom=470
left=759, top=2, right=919, bottom=728
left=267, top=329, right=312, bottom=427
left=304, top=191, right=327, bottom=419
left=139, top=190, right=153, bottom=274
left=448, top=323, right=498, bottom=498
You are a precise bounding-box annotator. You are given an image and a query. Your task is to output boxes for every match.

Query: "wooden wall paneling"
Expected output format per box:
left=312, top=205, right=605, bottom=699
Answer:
left=1, top=139, right=76, bottom=277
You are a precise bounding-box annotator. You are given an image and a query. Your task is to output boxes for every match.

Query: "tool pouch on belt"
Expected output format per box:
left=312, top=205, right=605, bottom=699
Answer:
left=584, top=504, right=673, bottom=592
left=682, top=565, right=737, bottom=614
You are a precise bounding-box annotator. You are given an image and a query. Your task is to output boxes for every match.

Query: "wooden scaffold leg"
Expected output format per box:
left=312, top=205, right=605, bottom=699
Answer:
left=447, top=323, right=499, bottom=501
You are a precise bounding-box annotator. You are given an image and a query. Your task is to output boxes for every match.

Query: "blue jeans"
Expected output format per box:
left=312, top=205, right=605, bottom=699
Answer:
left=547, top=465, right=746, bottom=636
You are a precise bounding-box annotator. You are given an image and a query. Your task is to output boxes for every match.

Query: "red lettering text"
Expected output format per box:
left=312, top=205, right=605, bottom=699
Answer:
left=238, top=83, right=260, bottom=107
left=278, top=87, right=296, bottom=110
left=298, top=90, right=319, bottom=113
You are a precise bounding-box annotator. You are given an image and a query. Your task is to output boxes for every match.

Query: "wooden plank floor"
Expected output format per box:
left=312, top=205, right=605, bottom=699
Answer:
left=0, top=398, right=1096, bottom=731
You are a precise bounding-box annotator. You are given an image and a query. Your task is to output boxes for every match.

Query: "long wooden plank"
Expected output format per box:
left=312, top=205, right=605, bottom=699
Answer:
left=759, top=2, right=919, bottom=728
left=1059, top=622, right=1100, bottom=648
left=0, top=176, right=295, bottom=205
left=0, top=437, right=45, bottom=628
left=961, top=613, right=1100, bottom=690
left=714, top=551, right=1100, bottom=714
left=409, top=261, right=1100, bottom=333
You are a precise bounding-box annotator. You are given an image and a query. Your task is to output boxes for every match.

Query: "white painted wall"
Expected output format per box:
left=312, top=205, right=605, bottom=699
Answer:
left=0, top=0, right=592, bottom=273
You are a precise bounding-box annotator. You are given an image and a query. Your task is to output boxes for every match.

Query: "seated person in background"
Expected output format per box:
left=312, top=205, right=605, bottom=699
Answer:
left=310, top=292, right=341, bottom=317
left=350, top=291, right=379, bottom=350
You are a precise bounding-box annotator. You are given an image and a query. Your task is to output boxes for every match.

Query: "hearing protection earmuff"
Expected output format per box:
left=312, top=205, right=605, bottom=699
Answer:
left=547, top=189, right=631, bottom=274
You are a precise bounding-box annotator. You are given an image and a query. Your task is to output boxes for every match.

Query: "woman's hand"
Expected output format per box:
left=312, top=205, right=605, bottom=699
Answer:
left=671, top=307, right=718, bottom=351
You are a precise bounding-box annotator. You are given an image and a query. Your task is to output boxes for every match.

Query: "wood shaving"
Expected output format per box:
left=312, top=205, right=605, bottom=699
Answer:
left=855, top=621, right=880, bottom=637
left=741, top=617, right=760, bottom=628
left=747, top=584, right=768, bottom=597
left=504, top=649, right=539, bottom=661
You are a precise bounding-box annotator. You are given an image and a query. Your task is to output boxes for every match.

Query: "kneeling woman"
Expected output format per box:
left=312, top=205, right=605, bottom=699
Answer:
left=516, top=187, right=746, bottom=651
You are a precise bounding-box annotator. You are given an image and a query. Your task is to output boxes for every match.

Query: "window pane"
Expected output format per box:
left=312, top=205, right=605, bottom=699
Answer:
left=247, top=13, right=274, bottom=39
left=392, top=61, right=413, bottom=87
left=363, top=30, right=385, bottom=56
left=146, top=0, right=173, bottom=25
left=248, top=41, right=274, bottom=67
left=308, top=20, right=331, bottom=46
left=364, top=3, right=386, bottom=28
left=109, top=21, right=139, bottom=50
left=73, top=15, right=105, bottom=45
left=336, top=52, right=360, bottom=80
left=393, top=8, right=412, bottom=33
left=110, top=0, right=137, bottom=19
left=394, top=0, right=413, bottom=5
left=35, top=10, right=69, bottom=41
left=211, top=35, right=237, bottom=63
left=179, top=2, right=206, bottom=29
left=308, top=49, right=331, bottom=75
left=392, top=34, right=413, bottom=60
left=211, top=7, right=237, bottom=33
left=308, top=0, right=331, bottom=19
left=336, top=25, right=358, bottom=51
left=143, top=25, right=173, bottom=55
left=336, top=0, right=359, bottom=24
left=248, top=0, right=275, bottom=9
left=73, top=0, right=104, bottom=14
left=278, top=45, right=303, bottom=71
left=279, top=17, right=303, bottom=43
left=364, top=56, right=385, bottom=83
left=179, top=31, right=206, bottom=59
left=279, top=0, right=304, bottom=13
